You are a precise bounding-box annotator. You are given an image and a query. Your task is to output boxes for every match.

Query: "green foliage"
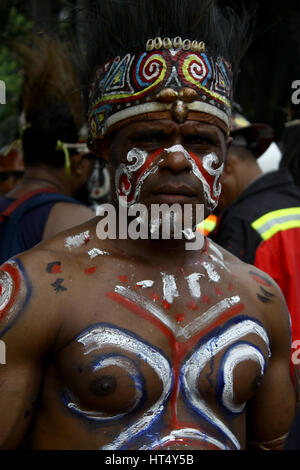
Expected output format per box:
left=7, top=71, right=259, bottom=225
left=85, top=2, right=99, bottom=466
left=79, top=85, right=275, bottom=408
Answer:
left=0, top=7, right=33, bottom=147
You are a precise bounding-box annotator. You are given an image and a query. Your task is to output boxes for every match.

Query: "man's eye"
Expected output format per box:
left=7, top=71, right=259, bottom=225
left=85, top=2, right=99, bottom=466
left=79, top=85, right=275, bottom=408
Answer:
left=133, top=133, right=165, bottom=144
left=186, top=135, right=214, bottom=145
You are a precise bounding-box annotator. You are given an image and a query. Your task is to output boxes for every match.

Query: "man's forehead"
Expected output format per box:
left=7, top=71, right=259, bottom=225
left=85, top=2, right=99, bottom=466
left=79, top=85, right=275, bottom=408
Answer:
left=118, top=118, right=225, bottom=137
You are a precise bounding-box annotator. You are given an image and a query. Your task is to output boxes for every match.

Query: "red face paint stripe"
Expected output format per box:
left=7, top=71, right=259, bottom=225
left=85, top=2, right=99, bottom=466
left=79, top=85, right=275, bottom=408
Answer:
left=121, top=148, right=164, bottom=202
left=0, top=263, right=21, bottom=322
left=189, top=150, right=219, bottom=203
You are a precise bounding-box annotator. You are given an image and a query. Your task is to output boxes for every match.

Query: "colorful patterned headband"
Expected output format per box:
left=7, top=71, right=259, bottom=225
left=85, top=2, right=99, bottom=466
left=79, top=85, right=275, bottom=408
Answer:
left=88, top=38, right=233, bottom=148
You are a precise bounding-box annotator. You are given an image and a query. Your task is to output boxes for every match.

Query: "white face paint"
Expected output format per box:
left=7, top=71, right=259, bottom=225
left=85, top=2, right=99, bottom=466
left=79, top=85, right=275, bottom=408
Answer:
left=65, top=231, right=91, bottom=250
left=161, top=272, right=179, bottom=304
left=164, top=145, right=224, bottom=211
left=115, top=148, right=162, bottom=206
left=201, top=151, right=223, bottom=201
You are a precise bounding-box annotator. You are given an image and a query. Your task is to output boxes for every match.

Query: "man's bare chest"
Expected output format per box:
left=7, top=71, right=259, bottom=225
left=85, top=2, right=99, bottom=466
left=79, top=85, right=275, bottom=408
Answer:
left=42, top=249, right=271, bottom=450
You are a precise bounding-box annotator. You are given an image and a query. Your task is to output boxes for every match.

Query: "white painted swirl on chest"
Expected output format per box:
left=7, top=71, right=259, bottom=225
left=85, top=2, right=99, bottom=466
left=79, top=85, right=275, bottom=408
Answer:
left=0, top=270, right=13, bottom=312
left=77, top=324, right=173, bottom=450
left=114, top=284, right=240, bottom=340
left=180, top=319, right=270, bottom=450
left=219, top=343, right=266, bottom=414
left=64, top=355, right=145, bottom=421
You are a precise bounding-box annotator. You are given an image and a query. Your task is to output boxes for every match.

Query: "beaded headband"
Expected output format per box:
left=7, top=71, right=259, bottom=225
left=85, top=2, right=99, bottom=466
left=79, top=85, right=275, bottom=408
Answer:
left=88, top=37, right=233, bottom=148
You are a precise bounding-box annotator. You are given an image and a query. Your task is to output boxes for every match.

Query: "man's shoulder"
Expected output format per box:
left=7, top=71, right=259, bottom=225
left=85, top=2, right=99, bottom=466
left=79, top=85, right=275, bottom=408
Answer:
left=208, top=240, right=287, bottom=308
left=19, top=217, right=101, bottom=273
left=0, top=219, right=104, bottom=341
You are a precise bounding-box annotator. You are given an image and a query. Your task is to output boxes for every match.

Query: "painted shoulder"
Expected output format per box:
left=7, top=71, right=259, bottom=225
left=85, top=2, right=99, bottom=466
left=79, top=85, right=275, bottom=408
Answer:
left=0, top=258, right=32, bottom=338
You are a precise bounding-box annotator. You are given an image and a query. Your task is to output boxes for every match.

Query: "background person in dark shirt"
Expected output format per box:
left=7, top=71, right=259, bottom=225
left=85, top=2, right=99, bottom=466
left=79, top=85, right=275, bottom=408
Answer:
left=211, top=110, right=300, bottom=393
left=0, top=140, right=24, bottom=195
left=0, top=35, right=95, bottom=263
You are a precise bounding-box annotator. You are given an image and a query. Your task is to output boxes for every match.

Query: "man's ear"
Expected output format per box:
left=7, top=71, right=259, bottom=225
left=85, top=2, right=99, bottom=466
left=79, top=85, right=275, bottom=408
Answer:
left=223, top=152, right=240, bottom=177
left=226, top=136, right=233, bottom=151
left=71, top=152, right=91, bottom=176
left=93, top=137, right=112, bottom=162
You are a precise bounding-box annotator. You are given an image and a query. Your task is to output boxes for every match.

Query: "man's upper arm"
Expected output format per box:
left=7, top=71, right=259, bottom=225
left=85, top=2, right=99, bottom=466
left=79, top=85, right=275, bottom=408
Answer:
left=43, top=202, right=95, bottom=241
left=0, top=257, right=55, bottom=448
left=246, top=280, right=296, bottom=449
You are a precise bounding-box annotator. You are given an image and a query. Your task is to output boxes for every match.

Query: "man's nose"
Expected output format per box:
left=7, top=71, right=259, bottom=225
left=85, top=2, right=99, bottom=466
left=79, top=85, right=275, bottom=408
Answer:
left=158, top=145, right=192, bottom=174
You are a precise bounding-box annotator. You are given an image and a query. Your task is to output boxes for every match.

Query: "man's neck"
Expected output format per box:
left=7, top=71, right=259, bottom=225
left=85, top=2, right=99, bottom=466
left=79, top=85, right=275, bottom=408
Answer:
left=7, top=167, right=69, bottom=198
left=238, top=165, right=262, bottom=195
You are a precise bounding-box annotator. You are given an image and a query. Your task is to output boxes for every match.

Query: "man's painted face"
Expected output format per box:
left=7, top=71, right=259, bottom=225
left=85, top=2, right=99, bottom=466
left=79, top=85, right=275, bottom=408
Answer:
left=109, top=119, right=227, bottom=214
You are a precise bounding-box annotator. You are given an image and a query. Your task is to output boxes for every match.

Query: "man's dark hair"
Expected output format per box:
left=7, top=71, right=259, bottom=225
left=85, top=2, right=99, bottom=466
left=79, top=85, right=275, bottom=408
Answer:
left=280, top=104, right=300, bottom=187
left=19, top=36, right=84, bottom=168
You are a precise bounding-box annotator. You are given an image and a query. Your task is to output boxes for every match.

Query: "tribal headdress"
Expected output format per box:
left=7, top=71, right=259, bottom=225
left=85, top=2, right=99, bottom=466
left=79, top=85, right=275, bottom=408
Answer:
left=80, top=0, right=254, bottom=150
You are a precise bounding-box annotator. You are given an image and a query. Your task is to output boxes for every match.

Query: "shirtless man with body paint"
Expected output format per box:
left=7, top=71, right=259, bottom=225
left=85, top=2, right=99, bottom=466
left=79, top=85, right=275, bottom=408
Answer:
left=0, top=0, right=296, bottom=451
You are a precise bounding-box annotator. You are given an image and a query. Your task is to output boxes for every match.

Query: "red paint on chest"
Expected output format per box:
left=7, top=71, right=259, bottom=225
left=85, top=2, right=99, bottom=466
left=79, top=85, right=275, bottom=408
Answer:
left=162, top=299, right=171, bottom=310
left=106, top=289, right=245, bottom=433
left=118, top=275, right=129, bottom=283
left=251, top=274, right=270, bottom=287
left=149, top=292, right=160, bottom=302
left=175, top=313, right=185, bottom=323
left=51, top=264, right=62, bottom=274
left=188, top=301, right=198, bottom=311
left=202, top=295, right=210, bottom=304
left=85, top=266, right=97, bottom=276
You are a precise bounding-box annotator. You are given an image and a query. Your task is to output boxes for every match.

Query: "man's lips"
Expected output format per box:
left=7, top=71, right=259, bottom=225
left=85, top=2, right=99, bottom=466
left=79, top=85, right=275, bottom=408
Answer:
left=151, top=184, right=197, bottom=197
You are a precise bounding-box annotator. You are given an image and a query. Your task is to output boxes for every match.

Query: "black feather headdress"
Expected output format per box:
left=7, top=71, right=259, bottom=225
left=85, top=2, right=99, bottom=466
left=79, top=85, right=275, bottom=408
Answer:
left=17, top=35, right=85, bottom=167
left=79, top=0, right=255, bottom=91
left=74, top=0, right=256, bottom=146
